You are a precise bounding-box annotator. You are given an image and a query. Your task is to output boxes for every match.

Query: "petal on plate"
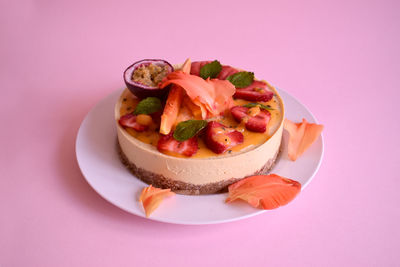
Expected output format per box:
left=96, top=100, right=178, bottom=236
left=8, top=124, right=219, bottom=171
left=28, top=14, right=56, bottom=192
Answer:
left=139, top=185, right=175, bottom=217
left=225, top=174, right=301, bottom=210
left=284, top=118, right=324, bottom=161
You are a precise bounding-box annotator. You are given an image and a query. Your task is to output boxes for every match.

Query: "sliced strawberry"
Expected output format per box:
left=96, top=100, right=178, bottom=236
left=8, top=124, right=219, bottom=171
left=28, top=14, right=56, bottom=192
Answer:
left=231, top=106, right=271, bottom=133
left=157, top=133, right=198, bottom=157
left=119, top=113, right=148, bottom=132
left=204, top=121, right=244, bottom=154
left=190, top=61, right=211, bottom=76
left=234, top=81, right=274, bottom=102
left=217, top=65, right=238, bottom=80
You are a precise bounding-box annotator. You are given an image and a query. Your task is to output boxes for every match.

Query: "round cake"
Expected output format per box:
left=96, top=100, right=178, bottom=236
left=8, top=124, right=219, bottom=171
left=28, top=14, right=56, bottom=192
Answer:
left=115, top=59, right=284, bottom=195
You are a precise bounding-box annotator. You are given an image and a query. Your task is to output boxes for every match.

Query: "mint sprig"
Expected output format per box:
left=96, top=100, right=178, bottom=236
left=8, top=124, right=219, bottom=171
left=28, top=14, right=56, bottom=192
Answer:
left=200, top=60, right=222, bottom=79
left=173, top=120, right=207, bottom=141
left=134, top=97, right=162, bottom=115
left=227, top=71, right=254, bottom=88
left=243, top=103, right=274, bottom=111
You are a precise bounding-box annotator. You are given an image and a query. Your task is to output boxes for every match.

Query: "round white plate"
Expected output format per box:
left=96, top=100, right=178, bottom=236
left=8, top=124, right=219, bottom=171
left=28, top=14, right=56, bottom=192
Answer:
left=75, top=88, right=324, bottom=225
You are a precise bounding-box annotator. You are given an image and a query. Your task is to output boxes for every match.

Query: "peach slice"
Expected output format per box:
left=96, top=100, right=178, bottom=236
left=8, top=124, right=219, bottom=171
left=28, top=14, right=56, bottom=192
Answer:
left=225, top=174, right=301, bottom=210
left=284, top=118, right=324, bottom=161
left=139, top=185, right=175, bottom=217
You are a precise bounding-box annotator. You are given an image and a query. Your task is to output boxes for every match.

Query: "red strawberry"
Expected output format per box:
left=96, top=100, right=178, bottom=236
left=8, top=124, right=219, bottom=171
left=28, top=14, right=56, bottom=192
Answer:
left=157, top=133, right=198, bottom=157
left=119, top=113, right=148, bottom=132
left=204, top=121, right=244, bottom=154
left=217, top=65, right=238, bottom=80
left=190, top=61, right=211, bottom=76
left=231, top=106, right=271, bottom=133
left=234, top=81, right=274, bottom=102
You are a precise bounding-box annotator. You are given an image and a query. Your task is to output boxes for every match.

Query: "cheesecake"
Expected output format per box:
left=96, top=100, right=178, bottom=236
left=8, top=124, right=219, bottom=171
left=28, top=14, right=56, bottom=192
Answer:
left=116, top=59, right=284, bottom=195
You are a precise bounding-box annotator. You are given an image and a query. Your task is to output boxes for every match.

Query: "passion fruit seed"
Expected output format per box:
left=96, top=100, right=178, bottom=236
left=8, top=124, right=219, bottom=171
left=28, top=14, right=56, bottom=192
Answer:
left=124, top=59, right=174, bottom=99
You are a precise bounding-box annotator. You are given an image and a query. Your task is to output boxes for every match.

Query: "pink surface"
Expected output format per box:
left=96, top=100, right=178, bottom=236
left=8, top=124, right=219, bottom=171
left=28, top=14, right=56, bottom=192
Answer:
left=1, top=0, right=399, bottom=266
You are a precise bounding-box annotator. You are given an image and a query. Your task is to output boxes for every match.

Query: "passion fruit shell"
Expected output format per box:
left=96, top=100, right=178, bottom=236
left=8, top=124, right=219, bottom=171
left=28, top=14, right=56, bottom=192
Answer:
left=123, top=59, right=174, bottom=99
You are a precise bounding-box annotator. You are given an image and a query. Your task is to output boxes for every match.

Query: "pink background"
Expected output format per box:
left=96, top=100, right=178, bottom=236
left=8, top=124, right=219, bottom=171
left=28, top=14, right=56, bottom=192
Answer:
left=1, top=0, right=399, bottom=266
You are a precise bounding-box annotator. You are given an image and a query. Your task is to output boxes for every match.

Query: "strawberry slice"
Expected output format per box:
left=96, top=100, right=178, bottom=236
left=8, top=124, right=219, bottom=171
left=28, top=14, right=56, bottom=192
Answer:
left=217, top=65, right=238, bottom=80
left=204, top=121, right=244, bottom=154
left=119, top=113, right=148, bottom=132
left=234, top=81, right=274, bottom=102
left=231, top=106, right=271, bottom=133
left=157, top=133, right=198, bottom=157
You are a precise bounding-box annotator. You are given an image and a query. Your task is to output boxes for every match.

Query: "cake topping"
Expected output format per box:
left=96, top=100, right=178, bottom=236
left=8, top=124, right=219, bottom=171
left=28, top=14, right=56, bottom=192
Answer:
left=119, top=113, right=148, bottom=132
left=157, top=133, right=199, bottom=157
left=173, top=120, right=207, bottom=141
left=160, top=71, right=236, bottom=118
left=159, top=59, right=191, bottom=135
left=204, top=121, right=244, bottom=154
left=243, top=102, right=274, bottom=111
left=132, top=64, right=169, bottom=87
left=199, top=60, right=222, bottom=79
left=225, top=174, right=301, bottom=210
left=226, top=71, right=254, bottom=88
left=231, top=106, right=271, bottom=133
left=139, top=185, right=175, bottom=217
left=190, top=61, right=238, bottom=80
left=234, top=80, right=274, bottom=102
left=123, top=59, right=174, bottom=99
left=133, top=97, right=162, bottom=115
left=120, top=59, right=283, bottom=158
left=216, top=65, right=238, bottom=80
left=284, top=118, right=324, bottom=161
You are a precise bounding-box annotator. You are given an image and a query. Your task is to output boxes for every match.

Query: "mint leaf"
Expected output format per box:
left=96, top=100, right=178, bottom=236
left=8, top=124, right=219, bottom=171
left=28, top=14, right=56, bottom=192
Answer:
left=173, top=120, right=207, bottom=141
left=243, top=103, right=275, bottom=111
left=134, top=97, right=162, bottom=115
left=227, top=71, right=254, bottom=88
left=200, top=60, right=222, bottom=79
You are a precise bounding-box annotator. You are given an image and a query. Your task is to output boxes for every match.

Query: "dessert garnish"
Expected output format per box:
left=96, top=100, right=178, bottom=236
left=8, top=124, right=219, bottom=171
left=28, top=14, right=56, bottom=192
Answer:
left=284, top=118, right=324, bottom=161
left=139, top=185, right=175, bottom=217
left=133, top=97, right=162, bottom=115
left=225, top=174, right=301, bottom=209
left=159, top=59, right=191, bottom=135
left=120, top=58, right=281, bottom=159
left=199, top=60, right=222, bottom=79
left=160, top=70, right=236, bottom=118
left=243, top=102, right=274, bottom=111
left=157, top=133, right=199, bottom=157
left=118, top=97, right=162, bottom=132
left=231, top=106, right=271, bottom=133
left=233, top=80, right=274, bottom=102
left=124, top=59, right=174, bottom=99
left=173, top=120, right=207, bottom=141
left=226, top=71, right=254, bottom=88
left=119, top=113, right=149, bottom=132
left=204, top=121, right=244, bottom=154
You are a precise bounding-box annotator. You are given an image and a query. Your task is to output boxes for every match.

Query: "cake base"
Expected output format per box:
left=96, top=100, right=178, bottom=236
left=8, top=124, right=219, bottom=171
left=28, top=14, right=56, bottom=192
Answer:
left=117, top=140, right=281, bottom=195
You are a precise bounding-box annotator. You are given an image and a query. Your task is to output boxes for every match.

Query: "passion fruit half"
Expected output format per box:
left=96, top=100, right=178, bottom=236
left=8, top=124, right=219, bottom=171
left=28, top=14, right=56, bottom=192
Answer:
left=123, top=59, right=174, bottom=99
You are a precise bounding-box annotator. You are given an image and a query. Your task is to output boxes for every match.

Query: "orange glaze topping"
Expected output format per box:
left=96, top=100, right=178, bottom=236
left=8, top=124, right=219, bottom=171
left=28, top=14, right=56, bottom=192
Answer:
left=119, top=88, right=282, bottom=159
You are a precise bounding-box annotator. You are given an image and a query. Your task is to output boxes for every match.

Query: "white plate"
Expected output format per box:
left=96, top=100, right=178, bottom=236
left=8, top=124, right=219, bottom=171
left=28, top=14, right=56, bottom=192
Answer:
left=75, top=88, right=324, bottom=225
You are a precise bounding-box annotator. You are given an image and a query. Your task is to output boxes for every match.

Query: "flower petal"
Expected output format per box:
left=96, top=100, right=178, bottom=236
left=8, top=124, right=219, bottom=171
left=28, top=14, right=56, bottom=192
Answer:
left=226, top=174, right=301, bottom=210
left=139, top=185, right=175, bottom=217
left=284, top=118, right=324, bottom=161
